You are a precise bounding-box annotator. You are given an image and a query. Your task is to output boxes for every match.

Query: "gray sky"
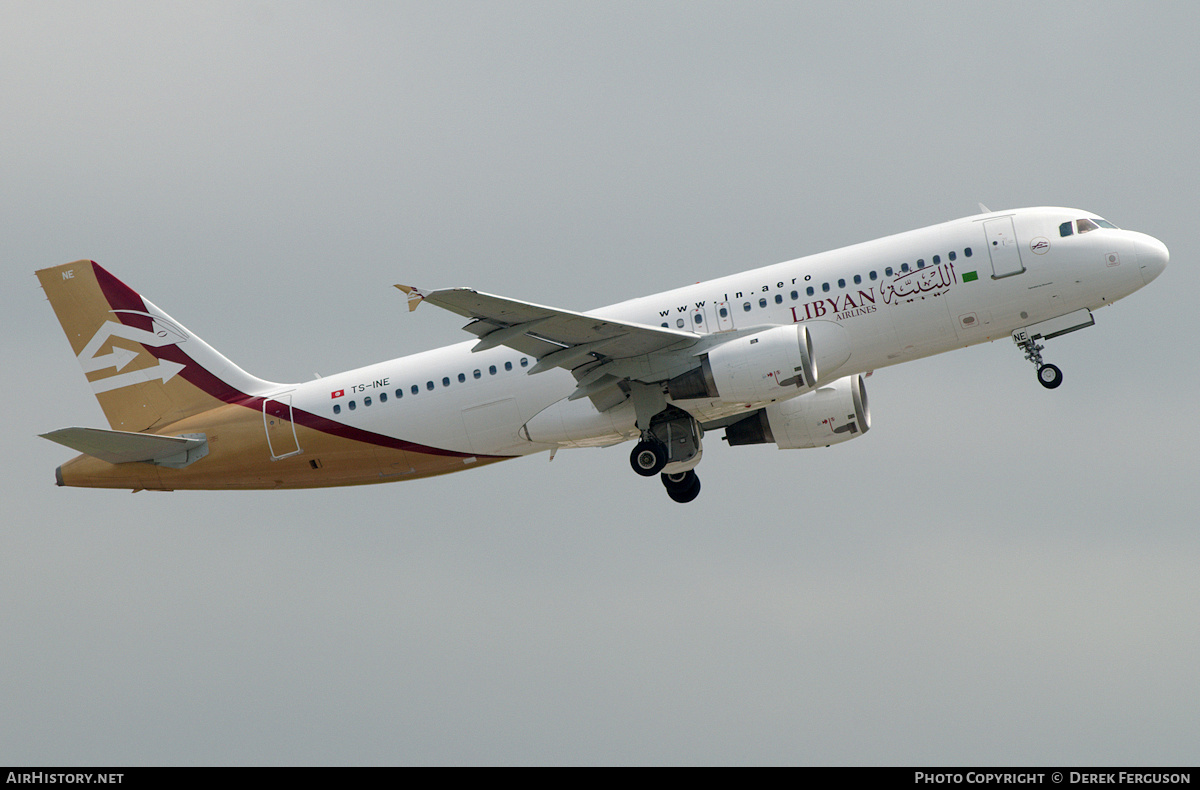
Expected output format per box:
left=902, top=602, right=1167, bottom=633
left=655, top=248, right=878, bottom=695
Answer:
left=3, top=1, right=1197, bottom=765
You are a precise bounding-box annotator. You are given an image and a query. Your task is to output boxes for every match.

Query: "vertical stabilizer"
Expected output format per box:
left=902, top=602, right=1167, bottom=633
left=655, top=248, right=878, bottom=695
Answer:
left=37, top=261, right=283, bottom=432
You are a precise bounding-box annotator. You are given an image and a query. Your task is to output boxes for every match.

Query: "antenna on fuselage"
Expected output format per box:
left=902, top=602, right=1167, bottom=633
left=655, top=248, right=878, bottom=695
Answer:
left=978, top=202, right=992, bottom=213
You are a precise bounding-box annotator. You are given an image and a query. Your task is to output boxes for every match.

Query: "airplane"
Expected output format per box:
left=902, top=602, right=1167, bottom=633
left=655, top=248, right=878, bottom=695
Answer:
left=37, top=206, right=1168, bottom=502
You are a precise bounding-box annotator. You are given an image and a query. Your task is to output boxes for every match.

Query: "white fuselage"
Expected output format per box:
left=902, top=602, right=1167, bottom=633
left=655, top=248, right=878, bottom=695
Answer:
left=280, top=207, right=1167, bottom=458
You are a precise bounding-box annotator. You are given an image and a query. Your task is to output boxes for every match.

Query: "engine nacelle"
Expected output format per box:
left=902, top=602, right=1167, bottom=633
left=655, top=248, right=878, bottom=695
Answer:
left=725, top=374, right=870, bottom=449
left=667, top=321, right=852, bottom=404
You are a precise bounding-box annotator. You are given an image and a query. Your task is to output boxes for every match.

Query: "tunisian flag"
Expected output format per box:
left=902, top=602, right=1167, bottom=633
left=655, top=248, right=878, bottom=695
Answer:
left=330, top=389, right=345, bottom=399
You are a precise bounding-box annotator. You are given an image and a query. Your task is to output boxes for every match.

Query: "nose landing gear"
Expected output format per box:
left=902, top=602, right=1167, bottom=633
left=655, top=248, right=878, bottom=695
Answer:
left=1014, top=328, right=1063, bottom=389
left=1011, top=309, right=1097, bottom=390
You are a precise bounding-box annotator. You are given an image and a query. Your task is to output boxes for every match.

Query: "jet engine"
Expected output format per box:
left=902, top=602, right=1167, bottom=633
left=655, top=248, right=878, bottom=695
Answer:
left=668, top=321, right=851, bottom=404
left=724, top=374, right=870, bottom=449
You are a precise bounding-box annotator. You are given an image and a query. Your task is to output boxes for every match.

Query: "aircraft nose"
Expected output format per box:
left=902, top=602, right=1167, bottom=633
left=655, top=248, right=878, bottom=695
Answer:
left=1135, top=234, right=1169, bottom=284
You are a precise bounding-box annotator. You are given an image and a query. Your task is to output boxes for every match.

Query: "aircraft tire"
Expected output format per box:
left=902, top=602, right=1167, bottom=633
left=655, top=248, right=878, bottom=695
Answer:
left=1037, top=364, right=1063, bottom=389
left=630, top=440, right=668, bottom=476
left=661, top=470, right=697, bottom=493
left=667, top=475, right=701, bottom=503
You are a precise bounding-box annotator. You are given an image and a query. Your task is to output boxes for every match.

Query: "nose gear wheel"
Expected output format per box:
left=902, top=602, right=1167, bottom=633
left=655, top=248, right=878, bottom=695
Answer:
left=1014, top=329, right=1064, bottom=389
left=1037, top=363, right=1063, bottom=389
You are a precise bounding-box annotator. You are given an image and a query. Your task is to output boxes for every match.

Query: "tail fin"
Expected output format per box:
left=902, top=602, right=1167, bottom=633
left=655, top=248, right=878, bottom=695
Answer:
left=36, top=260, right=283, bottom=432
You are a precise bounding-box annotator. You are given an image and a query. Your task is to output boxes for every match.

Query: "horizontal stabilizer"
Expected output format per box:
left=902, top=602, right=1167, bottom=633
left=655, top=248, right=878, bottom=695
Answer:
left=40, top=427, right=208, bottom=468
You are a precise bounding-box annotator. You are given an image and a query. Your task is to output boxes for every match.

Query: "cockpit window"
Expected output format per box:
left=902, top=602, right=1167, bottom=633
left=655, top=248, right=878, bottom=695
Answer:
left=1059, top=221, right=1074, bottom=237
left=1093, top=218, right=1118, bottom=229
left=1076, top=218, right=1100, bottom=234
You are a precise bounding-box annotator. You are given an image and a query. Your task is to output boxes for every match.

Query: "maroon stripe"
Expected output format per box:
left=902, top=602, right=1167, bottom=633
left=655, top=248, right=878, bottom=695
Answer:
left=92, top=261, right=151, bottom=329
left=91, top=262, right=509, bottom=460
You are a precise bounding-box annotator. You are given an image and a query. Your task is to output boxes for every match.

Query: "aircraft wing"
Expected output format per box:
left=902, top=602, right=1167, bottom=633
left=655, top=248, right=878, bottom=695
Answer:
left=396, top=285, right=698, bottom=373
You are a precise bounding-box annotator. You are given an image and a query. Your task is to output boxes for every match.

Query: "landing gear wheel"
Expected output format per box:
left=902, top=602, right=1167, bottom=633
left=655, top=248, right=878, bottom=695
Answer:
left=660, top=470, right=697, bottom=493
left=663, top=471, right=701, bottom=503
left=1037, top=363, right=1063, bottom=390
left=630, top=440, right=668, bottom=476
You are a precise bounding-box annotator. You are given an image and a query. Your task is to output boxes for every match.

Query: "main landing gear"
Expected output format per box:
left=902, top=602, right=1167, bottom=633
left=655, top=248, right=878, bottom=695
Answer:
left=628, top=405, right=705, bottom=503
left=1013, top=328, right=1063, bottom=390
left=628, top=441, right=702, bottom=502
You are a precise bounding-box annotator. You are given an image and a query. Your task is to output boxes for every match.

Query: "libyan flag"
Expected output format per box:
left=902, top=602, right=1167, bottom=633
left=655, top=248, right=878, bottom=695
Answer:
left=961, top=271, right=979, bottom=282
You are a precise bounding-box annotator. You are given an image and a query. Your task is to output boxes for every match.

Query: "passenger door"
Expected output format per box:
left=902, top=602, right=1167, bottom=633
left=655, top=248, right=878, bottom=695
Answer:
left=983, top=216, right=1026, bottom=278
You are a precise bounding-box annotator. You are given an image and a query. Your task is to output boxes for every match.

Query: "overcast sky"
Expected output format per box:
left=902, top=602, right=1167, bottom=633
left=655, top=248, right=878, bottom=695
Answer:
left=3, top=1, right=1197, bottom=766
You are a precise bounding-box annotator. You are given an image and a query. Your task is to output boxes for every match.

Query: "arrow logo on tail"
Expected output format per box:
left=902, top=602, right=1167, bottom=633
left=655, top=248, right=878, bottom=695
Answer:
left=80, top=344, right=140, bottom=374
left=90, top=360, right=187, bottom=394
left=78, top=315, right=190, bottom=393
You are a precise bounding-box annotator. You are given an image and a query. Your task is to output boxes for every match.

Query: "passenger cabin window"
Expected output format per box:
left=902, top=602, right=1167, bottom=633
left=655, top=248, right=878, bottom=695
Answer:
left=505, top=361, right=513, bottom=371
left=900, top=263, right=909, bottom=273
left=806, top=286, right=815, bottom=296
left=822, top=282, right=830, bottom=292
left=458, top=373, right=466, bottom=383
left=676, top=318, right=685, bottom=327
left=964, top=247, right=972, bottom=257
left=473, top=369, right=481, bottom=379
left=790, top=290, right=798, bottom=300
left=379, top=392, right=387, bottom=403
left=759, top=297, right=767, bottom=308
left=694, top=313, right=703, bottom=324
left=743, top=302, right=751, bottom=312
left=774, top=294, right=782, bottom=304
left=885, top=266, right=893, bottom=277
left=1060, top=221, right=1074, bottom=237
left=364, top=396, right=372, bottom=407
left=521, top=357, right=529, bottom=367
left=932, top=255, right=940, bottom=265
left=426, top=381, right=434, bottom=391
left=1077, top=218, right=1100, bottom=234
left=489, top=365, right=497, bottom=375
left=442, top=377, right=450, bottom=387
left=869, top=271, right=877, bottom=280
left=837, top=278, right=845, bottom=288
left=719, top=307, right=729, bottom=317
left=948, top=251, right=956, bottom=261
left=333, top=404, right=341, bottom=415
left=411, top=384, right=419, bottom=395
left=348, top=401, right=356, bottom=411
left=853, top=274, right=861, bottom=285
